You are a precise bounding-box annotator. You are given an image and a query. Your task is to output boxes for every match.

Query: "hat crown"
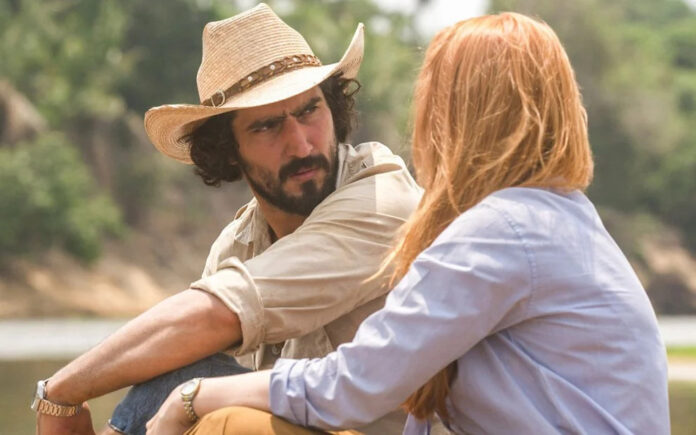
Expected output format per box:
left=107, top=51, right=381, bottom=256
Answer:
left=196, top=3, right=315, bottom=103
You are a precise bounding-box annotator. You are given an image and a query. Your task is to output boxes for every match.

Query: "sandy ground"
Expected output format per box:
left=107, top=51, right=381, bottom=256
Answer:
left=669, top=360, right=696, bottom=382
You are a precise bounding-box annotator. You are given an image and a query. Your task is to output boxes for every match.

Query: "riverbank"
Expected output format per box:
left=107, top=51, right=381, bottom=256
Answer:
left=3, top=318, right=694, bottom=434
left=2, top=316, right=696, bottom=381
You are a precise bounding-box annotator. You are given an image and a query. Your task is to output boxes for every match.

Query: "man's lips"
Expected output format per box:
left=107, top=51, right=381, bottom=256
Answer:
left=289, top=167, right=319, bottom=182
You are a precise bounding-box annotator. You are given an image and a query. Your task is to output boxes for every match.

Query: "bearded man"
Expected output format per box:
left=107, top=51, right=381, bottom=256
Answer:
left=32, top=4, right=421, bottom=434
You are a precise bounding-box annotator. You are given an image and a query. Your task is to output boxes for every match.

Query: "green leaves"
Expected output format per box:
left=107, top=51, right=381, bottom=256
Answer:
left=265, top=0, right=423, bottom=151
left=3, top=0, right=692, bottom=263
left=490, top=0, right=696, bottom=250
left=0, top=134, right=122, bottom=262
left=0, top=0, right=132, bottom=126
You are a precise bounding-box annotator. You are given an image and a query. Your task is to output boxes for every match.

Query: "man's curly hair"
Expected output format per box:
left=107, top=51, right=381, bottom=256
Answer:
left=186, top=74, right=360, bottom=187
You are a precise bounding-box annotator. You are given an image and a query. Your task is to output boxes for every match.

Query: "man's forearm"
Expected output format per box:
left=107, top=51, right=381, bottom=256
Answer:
left=45, top=289, right=241, bottom=405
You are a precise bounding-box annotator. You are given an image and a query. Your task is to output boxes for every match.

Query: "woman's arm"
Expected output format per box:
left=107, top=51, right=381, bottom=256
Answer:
left=148, top=204, right=532, bottom=433
left=270, top=204, right=534, bottom=429
left=196, top=370, right=272, bottom=414
left=146, top=370, right=272, bottom=434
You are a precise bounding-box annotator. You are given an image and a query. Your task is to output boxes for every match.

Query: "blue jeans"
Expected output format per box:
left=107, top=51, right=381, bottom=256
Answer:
left=108, top=353, right=251, bottom=435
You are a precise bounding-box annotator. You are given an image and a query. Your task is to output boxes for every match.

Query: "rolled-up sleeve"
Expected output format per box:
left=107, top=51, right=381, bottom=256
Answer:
left=269, top=204, right=534, bottom=429
left=190, top=256, right=266, bottom=356
left=191, top=163, right=421, bottom=356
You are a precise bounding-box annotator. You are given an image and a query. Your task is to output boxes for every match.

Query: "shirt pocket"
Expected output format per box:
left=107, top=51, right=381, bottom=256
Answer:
left=280, top=327, right=335, bottom=361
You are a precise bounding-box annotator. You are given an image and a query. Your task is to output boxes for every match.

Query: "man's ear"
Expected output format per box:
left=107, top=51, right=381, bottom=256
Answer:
left=229, top=156, right=246, bottom=183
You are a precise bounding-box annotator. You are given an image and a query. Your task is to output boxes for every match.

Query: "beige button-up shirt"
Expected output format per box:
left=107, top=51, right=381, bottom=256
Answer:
left=190, top=142, right=422, bottom=372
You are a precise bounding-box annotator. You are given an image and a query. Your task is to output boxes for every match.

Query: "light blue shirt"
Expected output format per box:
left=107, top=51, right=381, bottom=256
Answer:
left=270, top=187, right=669, bottom=434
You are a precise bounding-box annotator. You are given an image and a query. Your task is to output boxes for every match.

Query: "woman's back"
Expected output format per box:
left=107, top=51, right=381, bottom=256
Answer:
left=432, top=187, right=668, bottom=434
left=270, top=187, right=668, bottom=434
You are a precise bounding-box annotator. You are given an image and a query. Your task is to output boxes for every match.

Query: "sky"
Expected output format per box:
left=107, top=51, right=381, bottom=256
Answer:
left=236, top=0, right=490, bottom=35
left=238, top=0, right=696, bottom=35
left=376, top=0, right=488, bottom=36
left=378, top=0, right=696, bottom=35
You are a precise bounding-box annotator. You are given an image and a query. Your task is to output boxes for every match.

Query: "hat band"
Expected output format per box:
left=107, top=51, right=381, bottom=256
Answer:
left=202, top=54, right=322, bottom=108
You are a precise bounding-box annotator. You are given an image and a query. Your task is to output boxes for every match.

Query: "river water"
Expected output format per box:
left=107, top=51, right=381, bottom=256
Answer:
left=2, top=317, right=695, bottom=433
left=2, top=316, right=695, bottom=360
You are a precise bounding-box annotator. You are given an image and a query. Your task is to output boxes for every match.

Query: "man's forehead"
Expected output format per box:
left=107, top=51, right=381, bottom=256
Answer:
left=234, top=86, right=324, bottom=121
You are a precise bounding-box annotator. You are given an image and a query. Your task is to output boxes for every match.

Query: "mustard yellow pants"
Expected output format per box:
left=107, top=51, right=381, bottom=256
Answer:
left=185, top=407, right=362, bottom=435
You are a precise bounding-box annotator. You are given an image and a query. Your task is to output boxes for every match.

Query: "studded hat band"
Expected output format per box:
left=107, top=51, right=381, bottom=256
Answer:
left=143, top=2, right=364, bottom=164
left=202, top=54, right=321, bottom=108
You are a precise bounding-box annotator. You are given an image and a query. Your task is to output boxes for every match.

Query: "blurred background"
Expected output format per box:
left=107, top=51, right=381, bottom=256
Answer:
left=1, top=0, right=695, bottom=432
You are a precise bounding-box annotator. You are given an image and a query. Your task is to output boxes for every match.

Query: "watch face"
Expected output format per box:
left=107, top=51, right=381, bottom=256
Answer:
left=181, top=380, right=197, bottom=396
left=37, top=380, right=46, bottom=398
left=31, top=380, right=46, bottom=412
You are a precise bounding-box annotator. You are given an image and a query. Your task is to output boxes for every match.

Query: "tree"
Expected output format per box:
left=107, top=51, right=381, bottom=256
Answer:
left=489, top=0, right=696, bottom=249
left=259, top=0, right=424, bottom=150
left=0, top=133, right=122, bottom=262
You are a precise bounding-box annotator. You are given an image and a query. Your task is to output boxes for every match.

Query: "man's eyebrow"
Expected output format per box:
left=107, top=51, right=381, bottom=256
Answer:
left=290, top=97, right=322, bottom=117
left=244, top=96, right=322, bottom=131
left=246, top=114, right=286, bottom=132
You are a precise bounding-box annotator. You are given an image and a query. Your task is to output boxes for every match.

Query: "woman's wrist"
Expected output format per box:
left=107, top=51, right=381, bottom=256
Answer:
left=193, top=370, right=272, bottom=417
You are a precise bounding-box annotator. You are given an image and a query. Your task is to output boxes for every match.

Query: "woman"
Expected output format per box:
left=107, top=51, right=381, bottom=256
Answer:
left=148, top=12, right=669, bottom=435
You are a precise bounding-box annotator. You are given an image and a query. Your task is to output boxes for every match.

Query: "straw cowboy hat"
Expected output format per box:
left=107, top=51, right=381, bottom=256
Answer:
left=144, top=3, right=364, bottom=164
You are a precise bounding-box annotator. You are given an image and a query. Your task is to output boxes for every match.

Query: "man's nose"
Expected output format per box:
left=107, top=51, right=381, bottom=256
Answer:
left=283, top=117, right=313, bottom=158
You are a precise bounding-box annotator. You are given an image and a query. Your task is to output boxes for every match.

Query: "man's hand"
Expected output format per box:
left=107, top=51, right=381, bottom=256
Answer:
left=36, top=402, right=95, bottom=435
left=146, top=383, right=194, bottom=435
left=43, top=290, right=242, bottom=413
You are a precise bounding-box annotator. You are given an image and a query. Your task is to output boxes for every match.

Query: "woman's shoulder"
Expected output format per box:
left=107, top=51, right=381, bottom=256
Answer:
left=483, top=186, right=589, bottom=212
left=441, top=187, right=597, bottom=245
left=478, top=187, right=594, bottom=226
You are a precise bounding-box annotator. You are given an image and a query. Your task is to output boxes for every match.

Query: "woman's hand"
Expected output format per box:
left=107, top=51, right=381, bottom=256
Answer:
left=146, top=370, right=272, bottom=434
left=145, top=383, right=195, bottom=435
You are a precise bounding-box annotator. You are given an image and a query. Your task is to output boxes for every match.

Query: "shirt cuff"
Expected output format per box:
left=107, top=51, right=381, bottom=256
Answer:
left=189, top=256, right=266, bottom=356
left=270, top=358, right=310, bottom=426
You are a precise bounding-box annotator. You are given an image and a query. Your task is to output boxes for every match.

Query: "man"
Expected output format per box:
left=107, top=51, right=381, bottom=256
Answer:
left=32, top=3, right=421, bottom=434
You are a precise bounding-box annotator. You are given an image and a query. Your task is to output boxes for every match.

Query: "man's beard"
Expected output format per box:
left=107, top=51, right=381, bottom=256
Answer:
left=240, top=145, right=338, bottom=216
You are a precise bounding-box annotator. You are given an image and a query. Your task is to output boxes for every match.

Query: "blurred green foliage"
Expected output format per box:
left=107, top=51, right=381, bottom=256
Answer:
left=491, top=0, right=696, bottom=250
left=0, top=133, right=122, bottom=262
left=0, top=0, right=422, bottom=264
left=0, top=0, right=695, bottom=263
left=0, top=0, right=131, bottom=125
left=268, top=0, right=422, bottom=146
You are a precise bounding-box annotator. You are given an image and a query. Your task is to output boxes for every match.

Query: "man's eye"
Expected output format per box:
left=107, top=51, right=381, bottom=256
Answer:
left=252, top=123, right=276, bottom=133
left=301, top=105, right=318, bottom=116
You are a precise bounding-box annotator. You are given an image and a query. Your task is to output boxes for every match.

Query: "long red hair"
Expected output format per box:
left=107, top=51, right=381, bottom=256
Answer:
left=386, top=12, right=594, bottom=421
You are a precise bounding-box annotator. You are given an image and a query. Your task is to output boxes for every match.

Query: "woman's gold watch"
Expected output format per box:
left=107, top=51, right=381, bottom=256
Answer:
left=180, top=377, right=204, bottom=422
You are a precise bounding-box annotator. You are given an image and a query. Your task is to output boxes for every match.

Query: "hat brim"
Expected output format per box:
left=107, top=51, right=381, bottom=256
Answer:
left=145, top=23, right=364, bottom=164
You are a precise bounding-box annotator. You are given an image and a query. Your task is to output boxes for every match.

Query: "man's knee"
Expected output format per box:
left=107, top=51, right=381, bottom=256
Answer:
left=98, top=422, right=125, bottom=435
left=110, top=354, right=251, bottom=434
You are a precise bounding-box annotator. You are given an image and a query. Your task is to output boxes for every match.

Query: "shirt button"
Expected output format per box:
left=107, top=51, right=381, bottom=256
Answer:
left=271, top=344, right=281, bottom=355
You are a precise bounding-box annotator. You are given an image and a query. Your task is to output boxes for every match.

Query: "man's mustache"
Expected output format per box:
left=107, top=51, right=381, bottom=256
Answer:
left=279, top=155, right=330, bottom=183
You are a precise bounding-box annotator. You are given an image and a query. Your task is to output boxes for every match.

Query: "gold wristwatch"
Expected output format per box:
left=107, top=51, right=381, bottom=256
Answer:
left=31, top=379, right=82, bottom=417
left=180, top=377, right=203, bottom=422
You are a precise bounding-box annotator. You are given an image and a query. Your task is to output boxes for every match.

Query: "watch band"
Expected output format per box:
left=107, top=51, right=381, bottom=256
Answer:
left=32, top=398, right=82, bottom=417
left=180, top=377, right=203, bottom=422
left=30, top=379, right=82, bottom=417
